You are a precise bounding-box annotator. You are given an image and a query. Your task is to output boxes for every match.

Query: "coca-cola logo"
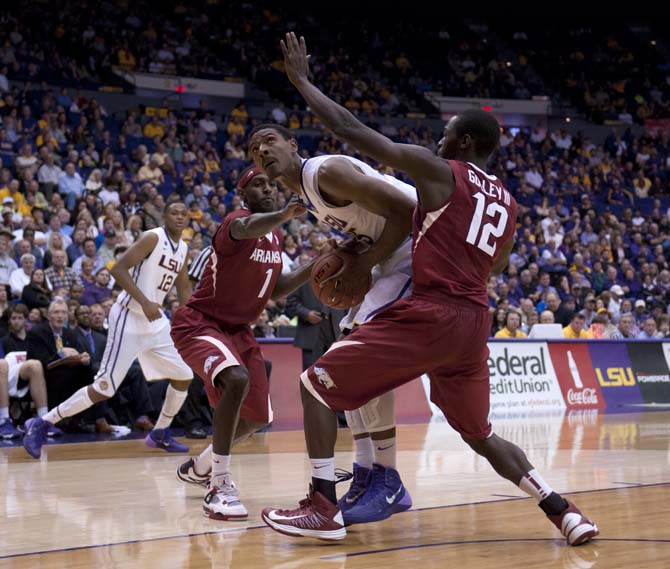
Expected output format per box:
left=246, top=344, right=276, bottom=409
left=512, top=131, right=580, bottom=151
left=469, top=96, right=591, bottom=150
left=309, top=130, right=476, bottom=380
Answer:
left=567, top=388, right=598, bottom=406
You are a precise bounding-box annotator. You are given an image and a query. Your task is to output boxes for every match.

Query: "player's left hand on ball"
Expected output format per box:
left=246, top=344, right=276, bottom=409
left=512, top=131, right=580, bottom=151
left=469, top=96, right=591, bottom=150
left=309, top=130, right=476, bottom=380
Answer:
left=321, top=252, right=372, bottom=306
left=280, top=32, right=310, bottom=85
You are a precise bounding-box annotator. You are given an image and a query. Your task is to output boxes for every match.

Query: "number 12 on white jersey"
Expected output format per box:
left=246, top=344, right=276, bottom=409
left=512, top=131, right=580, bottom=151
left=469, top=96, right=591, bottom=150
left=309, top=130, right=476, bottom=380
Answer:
left=465, top=192, right=509, bottom=257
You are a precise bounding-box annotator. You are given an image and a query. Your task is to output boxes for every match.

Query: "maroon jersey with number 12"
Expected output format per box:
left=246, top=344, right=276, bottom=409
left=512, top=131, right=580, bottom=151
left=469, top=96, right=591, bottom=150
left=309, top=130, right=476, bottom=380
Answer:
left=412, top=160, right=518, bottom=309
left=186, top=209, right=284, bottom=326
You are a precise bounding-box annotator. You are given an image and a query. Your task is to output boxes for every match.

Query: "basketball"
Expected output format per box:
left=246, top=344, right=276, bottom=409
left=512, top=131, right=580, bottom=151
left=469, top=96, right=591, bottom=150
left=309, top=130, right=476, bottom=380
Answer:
left=310, top=251, right=371, bottom=309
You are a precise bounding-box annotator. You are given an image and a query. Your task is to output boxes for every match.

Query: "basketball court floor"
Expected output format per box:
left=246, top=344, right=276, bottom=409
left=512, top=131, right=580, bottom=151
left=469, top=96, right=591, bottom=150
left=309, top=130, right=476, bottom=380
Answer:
left=1, top=410, right=669, bottom=568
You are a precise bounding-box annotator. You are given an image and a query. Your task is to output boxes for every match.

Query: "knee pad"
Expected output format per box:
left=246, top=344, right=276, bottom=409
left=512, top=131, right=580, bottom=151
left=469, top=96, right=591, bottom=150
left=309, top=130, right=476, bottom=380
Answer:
left=358, top=391, right=396, bottom=433
left=90, top=376, right=117, bottom=398
left=344, top=409, right=367, bottom=436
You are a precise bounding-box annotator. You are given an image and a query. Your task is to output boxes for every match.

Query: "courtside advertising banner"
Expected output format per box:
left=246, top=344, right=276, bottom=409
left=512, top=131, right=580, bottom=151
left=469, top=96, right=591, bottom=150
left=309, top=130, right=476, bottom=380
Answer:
left=588, top=343, right=643, bottom=410
left=488, top=342, right=565, bottom=413
left=627, top=342, right=670, bottom=404
left=547, top=343, right=605, bottom=410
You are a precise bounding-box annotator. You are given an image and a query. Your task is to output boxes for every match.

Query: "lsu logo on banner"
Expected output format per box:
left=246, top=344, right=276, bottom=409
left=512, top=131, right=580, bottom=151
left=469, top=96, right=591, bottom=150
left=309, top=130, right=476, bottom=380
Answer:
left=589, top=343, right=643, bottom=409
left=595, top=367, right=635, bottom=387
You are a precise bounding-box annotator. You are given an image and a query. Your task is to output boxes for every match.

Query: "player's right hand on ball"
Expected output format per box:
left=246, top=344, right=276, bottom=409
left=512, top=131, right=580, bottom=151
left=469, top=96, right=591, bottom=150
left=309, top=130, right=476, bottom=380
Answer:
left=281, top=194, right=307, bottom=220
left=142, top=302, right=163, bottom=321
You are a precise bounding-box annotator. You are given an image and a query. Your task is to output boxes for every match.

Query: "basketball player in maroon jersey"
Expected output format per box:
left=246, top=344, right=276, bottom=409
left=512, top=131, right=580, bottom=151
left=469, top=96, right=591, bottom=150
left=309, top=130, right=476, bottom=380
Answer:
left=262, top=33, right=598, bottom=545
left=171, top=166, right=312, bottom=520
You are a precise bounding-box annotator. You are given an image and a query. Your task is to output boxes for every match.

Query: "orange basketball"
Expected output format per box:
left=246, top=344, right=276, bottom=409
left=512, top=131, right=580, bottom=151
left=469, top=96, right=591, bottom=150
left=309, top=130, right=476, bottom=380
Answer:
left=310, top=251, right=371, bottom=310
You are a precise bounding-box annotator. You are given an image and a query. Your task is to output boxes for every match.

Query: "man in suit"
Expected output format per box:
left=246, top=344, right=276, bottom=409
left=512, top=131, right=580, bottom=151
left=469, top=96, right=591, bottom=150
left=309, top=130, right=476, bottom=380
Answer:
left=286, top=281, right=346, bottom=370
left=26, top=298, right=93, bottom=412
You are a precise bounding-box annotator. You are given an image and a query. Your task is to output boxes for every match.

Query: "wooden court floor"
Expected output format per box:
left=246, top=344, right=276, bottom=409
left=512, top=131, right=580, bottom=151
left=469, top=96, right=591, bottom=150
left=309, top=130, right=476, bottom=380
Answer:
left=1, top=411, right=669, bottom=568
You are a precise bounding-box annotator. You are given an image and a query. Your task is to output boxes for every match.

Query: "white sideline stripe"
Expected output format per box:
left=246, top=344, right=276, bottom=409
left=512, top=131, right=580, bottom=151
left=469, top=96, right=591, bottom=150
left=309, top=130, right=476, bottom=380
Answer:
left=325, top=340, right=364, bottom=354
left=194, top=335, right=241, bottom=385
left=300, top=370, right=331, bottom=409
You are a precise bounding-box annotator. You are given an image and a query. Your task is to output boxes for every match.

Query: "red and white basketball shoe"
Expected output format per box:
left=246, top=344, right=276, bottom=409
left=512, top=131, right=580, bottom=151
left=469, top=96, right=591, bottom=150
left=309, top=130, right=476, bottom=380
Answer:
left=203, top=474, right=248, bottom=521
left=262, top=486, right=346, bottom=541
left=547, top=500, right=599, bottom=545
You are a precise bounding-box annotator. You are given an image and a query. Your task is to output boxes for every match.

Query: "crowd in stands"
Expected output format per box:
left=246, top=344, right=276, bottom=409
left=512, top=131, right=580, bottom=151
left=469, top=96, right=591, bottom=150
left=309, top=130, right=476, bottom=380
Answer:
left=0, top=2, right=552, bottom=119
left=3, top=5, right=670, bottom=126
left=505, top=25, right=670, bottom=124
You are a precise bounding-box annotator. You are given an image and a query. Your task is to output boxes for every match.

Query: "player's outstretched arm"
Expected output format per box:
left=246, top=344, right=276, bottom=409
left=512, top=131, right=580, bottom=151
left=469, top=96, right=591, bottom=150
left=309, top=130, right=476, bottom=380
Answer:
left=272, top=259, right=315, bottom=300
left=110, top=232, right=163, bottom=321
left=281, top=33, right=450, bottom=197
left=230, top=195, right=306, bottom=241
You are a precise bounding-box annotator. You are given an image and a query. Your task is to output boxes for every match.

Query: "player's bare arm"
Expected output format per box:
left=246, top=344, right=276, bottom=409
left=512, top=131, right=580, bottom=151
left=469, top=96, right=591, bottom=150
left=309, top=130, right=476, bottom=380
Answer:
left=110, top=231, right=163, bottom=321
left=281, top=32, right=454, bottom=211
left=317, top=157, right=414, bottom=295
left=491, top=235, right=515, bottom=276
left=174, top=259, right=193, bottom=306
left=230, top=194, right=305, bottom=240
left=272, top=260, right=316, bottom=300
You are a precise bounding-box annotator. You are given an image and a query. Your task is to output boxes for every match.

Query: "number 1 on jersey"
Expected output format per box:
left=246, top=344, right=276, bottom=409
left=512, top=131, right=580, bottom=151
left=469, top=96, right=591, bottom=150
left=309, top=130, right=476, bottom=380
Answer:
left=258, top=268, right=273, bottom=298
left=465, top=192, right=508, bottom=257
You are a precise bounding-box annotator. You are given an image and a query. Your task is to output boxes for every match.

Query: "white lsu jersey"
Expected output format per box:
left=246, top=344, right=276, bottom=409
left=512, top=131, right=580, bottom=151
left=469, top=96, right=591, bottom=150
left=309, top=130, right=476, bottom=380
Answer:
left=299, top=155, right=417, bottom=249
left=117, top=227, right=188, bottom=315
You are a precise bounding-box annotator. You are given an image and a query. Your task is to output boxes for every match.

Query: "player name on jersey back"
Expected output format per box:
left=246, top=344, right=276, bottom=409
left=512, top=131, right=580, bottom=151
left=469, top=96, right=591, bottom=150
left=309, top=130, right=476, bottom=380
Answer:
left=466, top=168, right=512, bottom=206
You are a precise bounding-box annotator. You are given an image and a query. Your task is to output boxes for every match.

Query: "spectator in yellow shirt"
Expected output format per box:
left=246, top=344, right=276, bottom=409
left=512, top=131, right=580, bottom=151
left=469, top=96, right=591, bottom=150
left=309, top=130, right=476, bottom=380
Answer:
left=143, top=115, right=165, bottom=138
left=563, top=313, right=590, bottom=339
left=494, top=311, right=527, bottom=339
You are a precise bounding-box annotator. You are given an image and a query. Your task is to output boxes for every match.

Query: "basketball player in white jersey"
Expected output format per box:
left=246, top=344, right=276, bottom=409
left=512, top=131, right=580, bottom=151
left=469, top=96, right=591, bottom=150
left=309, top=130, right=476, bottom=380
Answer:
left=23, top=202, right=194, bottom=459
left=246, top=124, right=417, bottom=525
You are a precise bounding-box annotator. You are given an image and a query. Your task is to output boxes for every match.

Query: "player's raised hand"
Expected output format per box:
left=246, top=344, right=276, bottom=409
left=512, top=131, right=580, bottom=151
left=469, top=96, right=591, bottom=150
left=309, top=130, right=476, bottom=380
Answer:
left=281, top=32, right=310, bottom=86
left=142, top=301, right=163, bottom=322
left=281, top=193, right=307, bottom=220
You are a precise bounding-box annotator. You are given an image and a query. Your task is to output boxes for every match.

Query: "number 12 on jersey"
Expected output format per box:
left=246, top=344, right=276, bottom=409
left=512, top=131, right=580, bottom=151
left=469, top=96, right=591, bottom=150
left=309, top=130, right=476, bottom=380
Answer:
left=465, top=192, right=508, bottom=257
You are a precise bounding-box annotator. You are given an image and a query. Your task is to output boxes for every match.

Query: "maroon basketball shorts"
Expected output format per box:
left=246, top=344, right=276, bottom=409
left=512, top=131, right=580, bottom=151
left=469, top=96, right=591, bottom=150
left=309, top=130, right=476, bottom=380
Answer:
left=302, top=297, right=493, bottom=440
left=171, top=306, right=271, bottom=424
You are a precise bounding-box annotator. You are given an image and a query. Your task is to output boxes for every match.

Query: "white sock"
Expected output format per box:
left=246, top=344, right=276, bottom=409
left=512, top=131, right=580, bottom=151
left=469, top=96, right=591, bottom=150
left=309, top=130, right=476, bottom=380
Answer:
left=37, top=407, right=48, bottom=417
left=194, top=444, right=213, bottom=475
left=373, top=437, right=397, bottom=469
left=353, top=436, right=374, bottom=469
left=211, top=452, right=231, bottom=487
left=155, top=385, right=188, bottom=430
left=519, top=469, right=554, bottom=502
left=310, top=457, right=335, bottom=481
left=0, top=407, right=8, bottom=421
left=43, top=387, right=94, bottom=424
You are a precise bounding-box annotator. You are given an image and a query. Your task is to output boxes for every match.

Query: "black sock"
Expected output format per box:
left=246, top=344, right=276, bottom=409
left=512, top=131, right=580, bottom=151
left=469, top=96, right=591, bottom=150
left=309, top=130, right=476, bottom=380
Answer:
left=539, top=492, right=569, bottom=516
left=312, top=477, right=337, bottom=504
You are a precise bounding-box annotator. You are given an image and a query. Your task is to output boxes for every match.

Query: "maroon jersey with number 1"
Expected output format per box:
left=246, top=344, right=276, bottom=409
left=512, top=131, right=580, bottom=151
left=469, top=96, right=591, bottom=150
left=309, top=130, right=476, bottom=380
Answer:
left=186, top=209, right=284, bottom=326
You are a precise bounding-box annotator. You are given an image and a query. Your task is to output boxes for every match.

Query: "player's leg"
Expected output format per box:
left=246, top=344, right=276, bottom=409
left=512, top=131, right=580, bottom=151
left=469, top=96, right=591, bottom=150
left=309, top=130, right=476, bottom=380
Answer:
left=201, top=337, right=272, bottom=519
left=339, top=263, right=412, bottom=514
left=340, top=409, right=374, bottom=507
left=23, top=305, right=136, bottom=458
left=171, top=321, right=261, bottom=518
left=142, top=358, right=193, bottom=452
left=0, top=359, right=19, bottom=439
left=432, top=363, right=598, bottom=546
left=203, top=364, right=250, bottom=520
left=340, top=391, right=412, bottom=525
left=19, top=360, right=49, bottom=418
left=262, top=301, right=430, bottom=540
